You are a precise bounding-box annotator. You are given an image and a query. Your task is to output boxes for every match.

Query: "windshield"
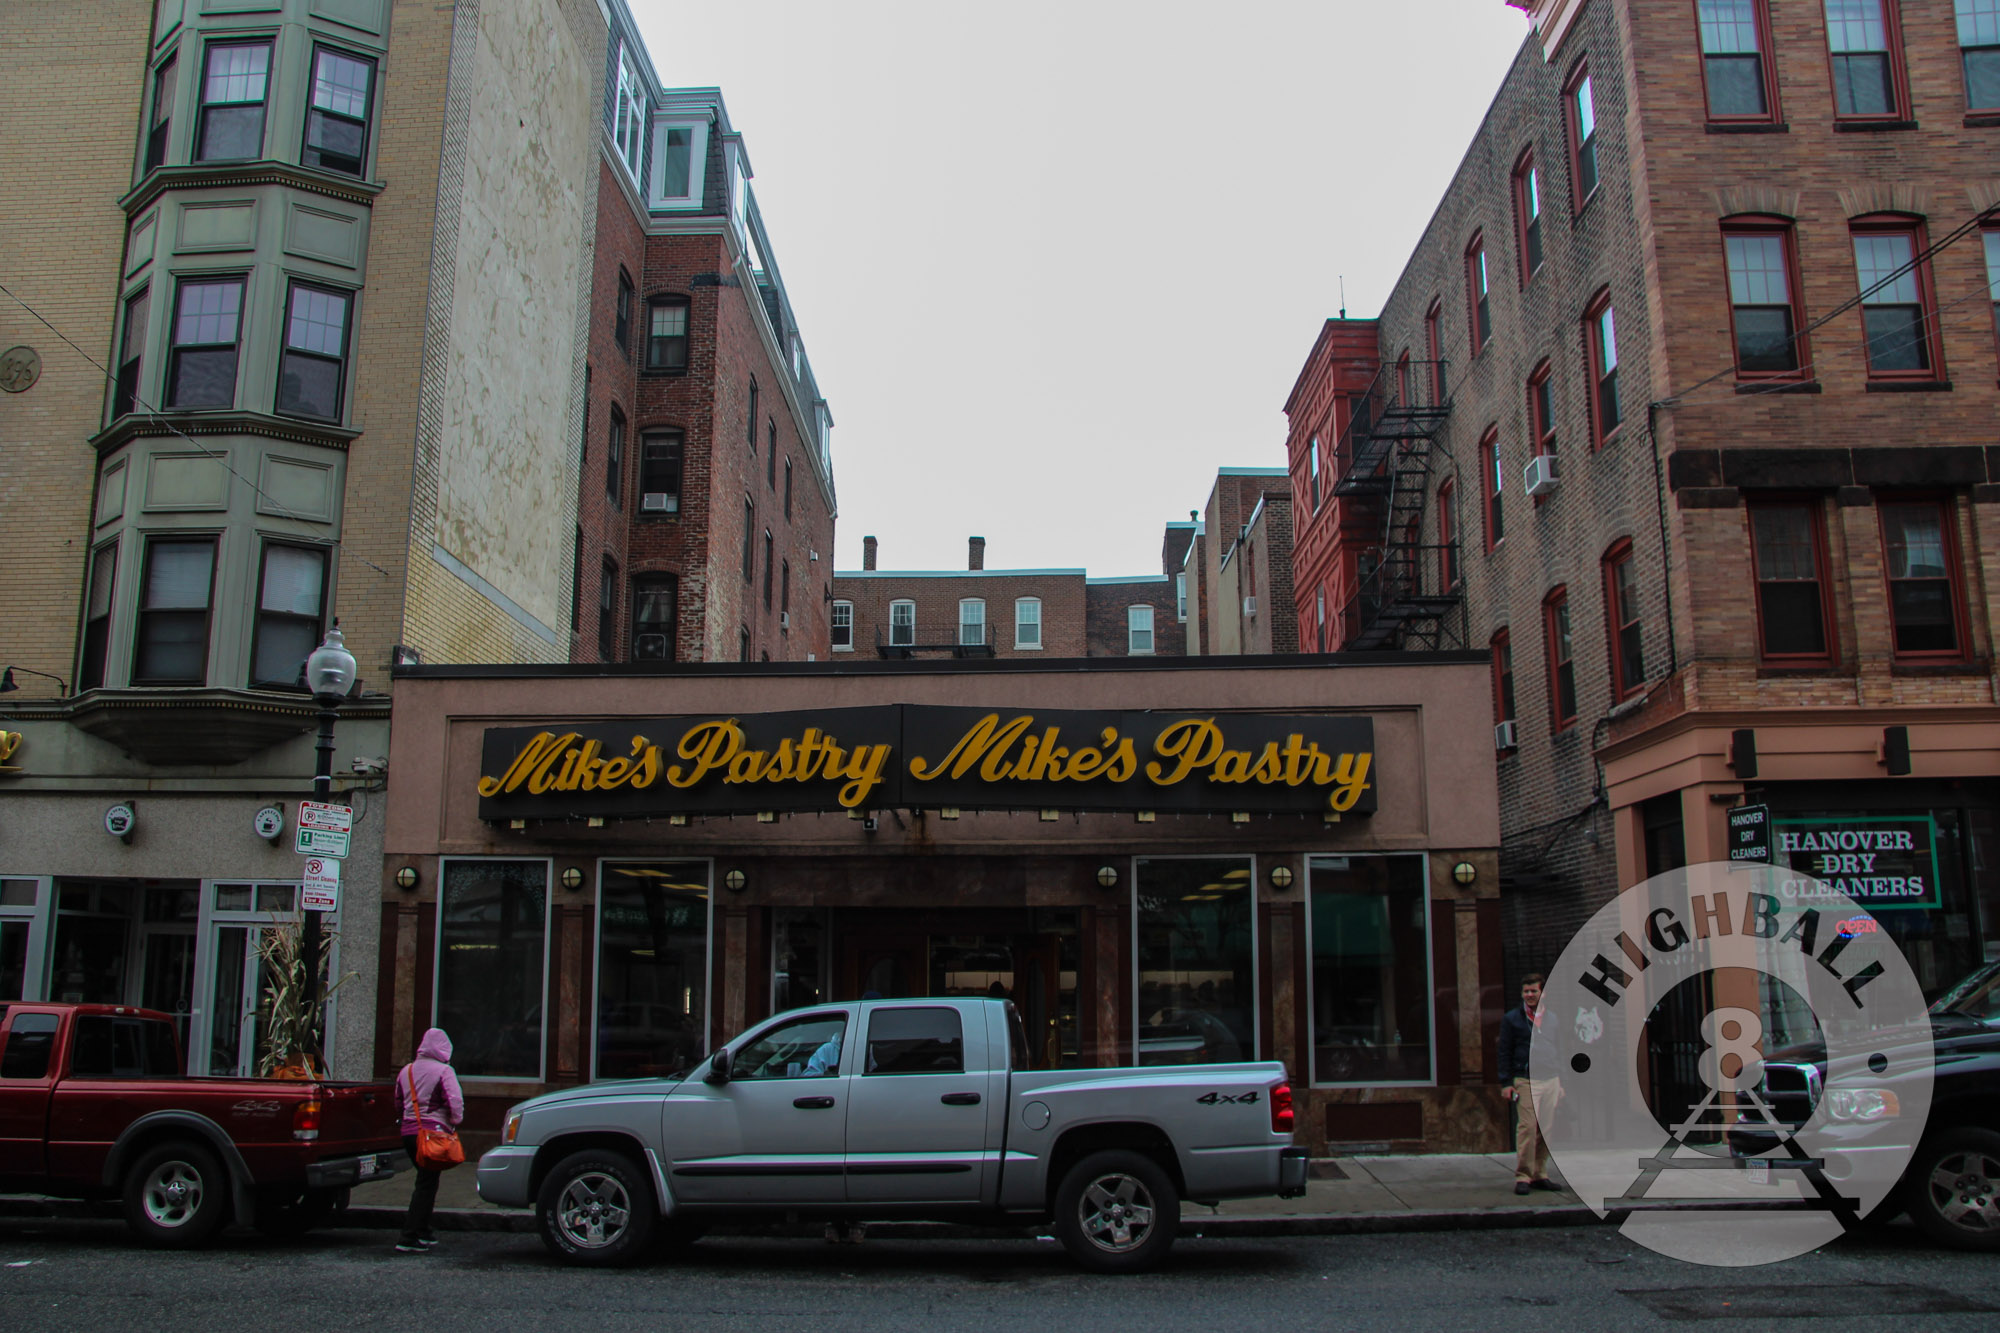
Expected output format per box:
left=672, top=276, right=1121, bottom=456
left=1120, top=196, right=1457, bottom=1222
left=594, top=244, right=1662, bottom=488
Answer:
left=1929, top=962, right=2000, bottom=1022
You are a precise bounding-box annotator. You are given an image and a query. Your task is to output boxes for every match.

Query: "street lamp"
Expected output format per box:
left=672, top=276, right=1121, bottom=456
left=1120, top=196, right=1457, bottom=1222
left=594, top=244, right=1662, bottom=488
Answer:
left=301, top=624, right=355, bottom=1071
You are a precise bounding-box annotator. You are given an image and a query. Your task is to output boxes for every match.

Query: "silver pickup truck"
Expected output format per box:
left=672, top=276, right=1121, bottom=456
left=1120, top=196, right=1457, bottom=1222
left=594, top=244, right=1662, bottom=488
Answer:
left=477, top=997, right=1306, bottom=1271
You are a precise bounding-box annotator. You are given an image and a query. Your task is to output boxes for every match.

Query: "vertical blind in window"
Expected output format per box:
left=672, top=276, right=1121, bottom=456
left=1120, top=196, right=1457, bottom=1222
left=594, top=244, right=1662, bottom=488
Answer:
left=251, top=545, right=326, bottom=686
left=135, top=539, right=215, bottom=683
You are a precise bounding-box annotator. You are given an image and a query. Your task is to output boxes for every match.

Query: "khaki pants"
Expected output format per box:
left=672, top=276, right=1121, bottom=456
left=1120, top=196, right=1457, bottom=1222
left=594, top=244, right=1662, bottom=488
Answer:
left=1514, top=1077, right=1560, bottom=1183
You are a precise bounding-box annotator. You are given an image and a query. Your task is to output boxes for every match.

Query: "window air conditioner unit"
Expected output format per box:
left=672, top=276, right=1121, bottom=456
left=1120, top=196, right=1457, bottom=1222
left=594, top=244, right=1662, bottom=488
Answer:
left=1242, top=596, right=1257, bottom=617
left=779, top=612, right=791, bottom=630
left=634, top=633, right=669, bottom=660
left=641, top=492, right=677, bottom=513
left=1523, top=455, right=1559, bottom=497
left=1494, top=720, right=1518, bottom=751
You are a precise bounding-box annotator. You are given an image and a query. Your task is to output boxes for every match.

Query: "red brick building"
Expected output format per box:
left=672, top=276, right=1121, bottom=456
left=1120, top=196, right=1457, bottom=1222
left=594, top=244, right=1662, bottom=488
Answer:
left=575, top=81, right=836, bottom=667
left=1292, top=0, right=2000, bottom=989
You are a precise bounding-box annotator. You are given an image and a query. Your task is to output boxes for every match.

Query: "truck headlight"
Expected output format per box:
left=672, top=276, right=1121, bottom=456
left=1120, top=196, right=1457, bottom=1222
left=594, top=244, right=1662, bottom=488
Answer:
left=503, top=1112, right=523, bottom=1144
left=1825, top=1089, right=1898, bottom=1122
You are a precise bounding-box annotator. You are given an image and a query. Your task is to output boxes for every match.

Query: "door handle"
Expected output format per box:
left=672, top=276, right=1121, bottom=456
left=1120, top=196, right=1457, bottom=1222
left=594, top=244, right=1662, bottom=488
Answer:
left=940, top=1092, right=981, bottom=1106
left=793, top=1096, right=836, bottom=1109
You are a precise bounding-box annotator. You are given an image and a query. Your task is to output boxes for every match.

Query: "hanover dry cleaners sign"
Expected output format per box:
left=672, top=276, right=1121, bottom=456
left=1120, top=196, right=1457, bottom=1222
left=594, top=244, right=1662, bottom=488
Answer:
left=476, top=706, right=1376, bottom=820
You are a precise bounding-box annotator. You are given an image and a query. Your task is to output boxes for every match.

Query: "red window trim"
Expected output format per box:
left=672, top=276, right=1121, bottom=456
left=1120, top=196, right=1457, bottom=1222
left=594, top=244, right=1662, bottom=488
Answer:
left=1562, top=59, right=1598, bottom=213
left=1396, top=348, right=1412, bottom=404
left=1465, top=230, right=1491, bottom=356
left=1543, top=584, right=1577, bottom=732
left=1481, top=424, right=1504, bottom=553
left=1437, top=478, right=1459, bottom=592
left=1491, top=627, right=1517, bottom=750
left=1821, top=0, right=1911, bottom=124
left=1877, top=494, right=1970, bottom=664
left=1719, top=215, right=1810, bottom=381
left=1850, top=213, right=1945, bottom=383
left=1425, top=299, right=1446, bottom=401
left=1746, top=496, right=1837, bottom=668
left=1693, top=0, right=1783, bottom=126
left=1601, top=537, right=1644, bottom=703
left=1526, top=360, right=1555, bottom=509
left=1985, top=227, right=2000, bottom=372
left=1583, top=287, right=1620, bottom=450
left=1511, top=147, right=1542, bottom=286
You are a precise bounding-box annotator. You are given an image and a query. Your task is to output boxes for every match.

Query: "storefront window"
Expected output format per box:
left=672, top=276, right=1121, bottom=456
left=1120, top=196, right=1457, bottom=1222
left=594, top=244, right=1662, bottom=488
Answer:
left=1135, top=858, right=1255, bottom=1066
left=50, top=882, right=135, bottom=1004
left=1, top=879, right=36, bottom=1002
left=595, top=861, right=709, bottom=1080
left=1309, top=854, right=1432, bottom=1084
left=928, top=916, right=1081, bottom=1069
left=437, top=860, right=548, bottom=1078
left=774, top=910, right=829, bottom=1011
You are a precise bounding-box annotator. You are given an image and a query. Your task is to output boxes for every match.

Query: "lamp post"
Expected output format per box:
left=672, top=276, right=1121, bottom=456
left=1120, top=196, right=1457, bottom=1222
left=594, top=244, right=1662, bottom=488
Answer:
left=302, top=624, right=356, bottom=1071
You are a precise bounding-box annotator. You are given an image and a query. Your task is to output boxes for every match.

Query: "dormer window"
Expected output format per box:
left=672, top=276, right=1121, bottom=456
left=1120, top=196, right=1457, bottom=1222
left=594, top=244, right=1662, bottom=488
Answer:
left=651, top=119, right=709, bottom=209
left=612, top=50, right=646, bottom=179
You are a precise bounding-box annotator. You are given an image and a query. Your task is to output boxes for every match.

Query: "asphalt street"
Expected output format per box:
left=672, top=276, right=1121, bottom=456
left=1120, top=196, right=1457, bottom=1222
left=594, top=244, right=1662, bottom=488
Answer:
left=1, top=1215, right=1996, bottom=1332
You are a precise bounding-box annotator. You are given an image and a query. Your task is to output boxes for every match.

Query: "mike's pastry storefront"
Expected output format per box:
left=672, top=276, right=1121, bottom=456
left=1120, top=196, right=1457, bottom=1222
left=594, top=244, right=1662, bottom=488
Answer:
left=377, top=654, right=1505, bottom=1153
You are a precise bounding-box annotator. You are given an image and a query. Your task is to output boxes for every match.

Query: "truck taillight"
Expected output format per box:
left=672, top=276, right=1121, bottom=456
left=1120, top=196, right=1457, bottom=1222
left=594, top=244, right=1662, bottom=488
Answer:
left=1270, top=1082, right=1294, bottom=1134
left=294, top=1098, right=321, bottom=1142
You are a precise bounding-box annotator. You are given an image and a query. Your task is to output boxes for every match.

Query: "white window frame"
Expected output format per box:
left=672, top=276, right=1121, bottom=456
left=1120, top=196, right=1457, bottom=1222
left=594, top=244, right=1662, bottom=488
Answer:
left=958, top=598, right=986, bottom=647
left=1303, top=853, right=1437, bottom=1088
left=1175, top=574, right=1187, bottom=623
left=0, top=876, right=53, bottom=1003
left=830, top=599, right=854, bottom=652
left=1127, top=604, right=1155, bottom=655
left=589, top=858, right=714, bottom=1082
left=1015, top=597, right=1042, bottom=649
left=889, top=599, right=915, bottom=647
left=432, top=856, right=553, bottom=1084
left=612, top=49, right=646, bottom=182
left=648, top=117, right=708, bottom=210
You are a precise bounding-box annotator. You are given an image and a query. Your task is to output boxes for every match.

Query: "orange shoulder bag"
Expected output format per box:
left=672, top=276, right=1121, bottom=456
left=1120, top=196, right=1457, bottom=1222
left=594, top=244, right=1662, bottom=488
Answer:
left=406, top=1067, right=466, bottom=1171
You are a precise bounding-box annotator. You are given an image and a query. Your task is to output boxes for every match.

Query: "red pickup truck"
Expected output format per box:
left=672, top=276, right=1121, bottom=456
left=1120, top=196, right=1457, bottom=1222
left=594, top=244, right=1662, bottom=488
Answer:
left=0, top=1002, right=404, bottom=1246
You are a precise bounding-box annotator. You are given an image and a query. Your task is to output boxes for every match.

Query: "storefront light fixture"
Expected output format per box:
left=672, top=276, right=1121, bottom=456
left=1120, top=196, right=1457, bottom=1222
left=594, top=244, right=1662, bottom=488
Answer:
left=1040, top=809, right=1060, bottom=822
left=394, top=866, right=420, bottom=892
left=1095, top=865, right=1120, bottom=889
left=1452, top=861, right=1477, bottom=887
left=1231, top=812, right=1251, bottom=824
left=1268, top=864, right=1294, bottom=890
left=757, top=811, right=777, bottom=824
left=560, top=866, right=585, bottom=892
left=723, top=869, right=747, bottom=892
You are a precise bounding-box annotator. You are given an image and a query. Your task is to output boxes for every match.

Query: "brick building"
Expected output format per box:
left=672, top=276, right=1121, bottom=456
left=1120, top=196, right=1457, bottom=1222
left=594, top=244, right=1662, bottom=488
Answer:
left=1291, top=0, right=2000, bottom=991
left=833, top=536, right=1186, bottom=660
left=1188, top=468, right=1299, bottom=656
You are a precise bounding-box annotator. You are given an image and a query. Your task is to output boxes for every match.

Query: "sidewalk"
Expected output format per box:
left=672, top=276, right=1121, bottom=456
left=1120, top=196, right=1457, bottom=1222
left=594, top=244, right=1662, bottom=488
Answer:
left=342, top=1152, right=1600, bottom=1239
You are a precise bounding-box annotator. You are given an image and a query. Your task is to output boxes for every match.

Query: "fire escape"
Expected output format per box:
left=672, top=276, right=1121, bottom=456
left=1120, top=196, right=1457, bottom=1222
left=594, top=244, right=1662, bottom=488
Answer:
left=1330, top=360, right=1463, bottom=651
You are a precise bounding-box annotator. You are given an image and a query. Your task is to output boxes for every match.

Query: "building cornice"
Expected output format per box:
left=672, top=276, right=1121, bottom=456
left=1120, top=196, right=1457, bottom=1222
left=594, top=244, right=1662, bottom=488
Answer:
left=120, top=161, right=384, bottom=217
left=91, top=410, right=362, bottom=457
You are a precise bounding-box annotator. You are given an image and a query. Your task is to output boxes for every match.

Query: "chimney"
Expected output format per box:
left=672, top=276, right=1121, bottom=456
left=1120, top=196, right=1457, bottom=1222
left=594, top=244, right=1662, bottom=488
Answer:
left=862, top=535, right=877, bottom=570
left=968, top=536, right=986, bottom=571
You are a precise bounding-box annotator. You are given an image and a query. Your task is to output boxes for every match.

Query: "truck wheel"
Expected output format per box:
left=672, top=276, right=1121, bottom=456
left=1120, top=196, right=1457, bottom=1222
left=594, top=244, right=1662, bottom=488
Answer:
left=123, top=1142, right=230, bottom=1249
left=1053, top=1149, right=1179, bottom=1273
left=536, top=1150, right=656, bottom=1266
left=1907, top=1128, right=2000, bottom=1251
left=253, top=1186, right=339, bottom=1239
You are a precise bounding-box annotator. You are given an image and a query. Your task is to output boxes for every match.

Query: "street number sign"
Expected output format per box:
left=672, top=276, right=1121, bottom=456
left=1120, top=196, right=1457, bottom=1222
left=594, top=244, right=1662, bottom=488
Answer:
left=302, top=857, right=340, bottom=913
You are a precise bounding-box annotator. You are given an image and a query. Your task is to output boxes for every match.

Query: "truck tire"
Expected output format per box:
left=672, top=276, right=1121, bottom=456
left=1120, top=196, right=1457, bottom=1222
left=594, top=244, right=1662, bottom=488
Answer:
left=1053, top=1149, right=1180, bottom=1273
left=123, top=1141, right=230, bottom=1249
left=1906, top=1127, right=2000, bottom=1251
left=253, top=1186, right=339, bottom=1239
left=536, top=1150, right=656, bottom=1266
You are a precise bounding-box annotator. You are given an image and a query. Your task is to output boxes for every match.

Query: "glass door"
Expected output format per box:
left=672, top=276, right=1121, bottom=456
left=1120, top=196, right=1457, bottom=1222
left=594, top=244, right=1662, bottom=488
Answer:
left=205, top=924, right=261, bottom=1076
left=191, top=882, right=301, bottom=1077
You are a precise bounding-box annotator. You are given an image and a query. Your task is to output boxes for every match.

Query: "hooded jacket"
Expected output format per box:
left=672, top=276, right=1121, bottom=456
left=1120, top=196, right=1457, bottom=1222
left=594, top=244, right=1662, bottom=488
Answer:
left=397, top=1028, right=465, bottom=1135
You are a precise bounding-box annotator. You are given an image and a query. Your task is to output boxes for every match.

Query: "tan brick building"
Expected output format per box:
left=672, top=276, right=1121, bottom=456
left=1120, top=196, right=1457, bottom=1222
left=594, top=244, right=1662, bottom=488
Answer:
left=1289, top=0, right=2000, bottom=994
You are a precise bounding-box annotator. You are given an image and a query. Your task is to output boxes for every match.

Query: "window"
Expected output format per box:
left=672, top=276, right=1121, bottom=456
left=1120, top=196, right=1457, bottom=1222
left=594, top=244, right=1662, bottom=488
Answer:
left=250, top=544, right=326, bottom=687
left=1135, top=857, right=1253, bottom=1066
left=1603, top=540, right=1645, bottom=701
left=1986, top=230, right=2000, bottom=349
left=733, top=1012, right=847, bottom=1080
left=605, top=406, right=625, bottom=503
left=1465, top=233, right=1491, bottom=354
left=196, top=42, right=270, bottom=161
left=1543, top=586, right=1576, bottom=730
left=599, top=558, right=618, bottom=660
left=639, top=429, right=681, bottom=514
left=614, top=272, right=633, bottom=353
left=646, top=298, right=688, bottom=371
left=593, top=862, right=706, bottom=1079
left=167, top=277, right=244, bottom=409
left=1826, top=1, right=1906, bottom=120
left=738, top=627, right=751, bottom=662
left=1437, top=479, right=1458, bottom=591
left=864, top=1007, right=965, bottom=1075
left=133, top=537, right=215, bottom=684
left=762, top=532, right=774, bottom=610
left=302, top=47, right=373, bottom=176
left=1128, top=605, right=1155, bottom=655
left=1585, top=289, right=1621, bottom=446
left=739, top=503, right=755, bottom=582
left=1396, top=350, right=1412, bottom=404
left=1961, top=1, right=2000, bottom=109
left=959, top=598, right=985, bottom=646
left=747, top=378, right=758, bottom=446
left=1424, top=300, right=1446, bottom=401
left=767, top=432, right=777, bottom=490
left=612, top=50, right=645, bottom=179
left=145, top=56, right=175, bottom=172
left=1723, top=222, right=1805, bottom=375
left=1696, top=1, right=1777, bottom=120
left=1308, top=855, right=1431, bottom=1083
left=631, top=575, right=676, bottom=661
left=1308, top=438, right=1322, bottom=511
left=890, top=600, right=915, bottom=647
left=783, top=457, right=794, bottom=519
left=1566, top=64, right=1599, bottom=206
left=780, top=561, right=790, bottom=617
left=1749, top=501, right=1832, bottom=662
left=1491, top=628, right=1517, bottom=745
left=1852, top=219, right=1940, bottom=378
left=1176, top=574, right=1188, bottom=624
left=1527, top=361, right=1555, bottom=464
left=1880, top=500, right=1964, bottom=658
left=115, top=288, right=149, bottom=419
left=80, top=542, right=117, bottom=691
left=1513, top=150, right=1543, bottom=281
left=436, top=860, right=549, bottom=1078
left=276, top=283, right=351, bottom=420
left=1315, top=586, right=1326, bottom=651
left=652, top=122, right=706, bottom=205
left=1482, top=424, right=1505, bottom=549
left=830, top=600, right=853, bottom=651
left=1015, top=597, right=1041, bottom=648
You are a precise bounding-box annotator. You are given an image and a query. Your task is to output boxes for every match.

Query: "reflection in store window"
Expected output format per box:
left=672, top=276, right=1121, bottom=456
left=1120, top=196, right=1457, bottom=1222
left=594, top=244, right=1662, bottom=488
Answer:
left=1136, top=858, right=1254, bottom=1066
left=1309, top=855, right=1432, bottom=1084
left=773, top=910, right=828, bottom=1012
left=437, top=860, right=548, bottom=1078
left=595, top=861, right=709, bottom=1080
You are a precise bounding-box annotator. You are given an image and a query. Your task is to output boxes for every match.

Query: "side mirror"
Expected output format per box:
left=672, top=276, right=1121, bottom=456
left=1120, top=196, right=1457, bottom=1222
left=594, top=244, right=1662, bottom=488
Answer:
left=704, top=1049, right=731, bottom=1085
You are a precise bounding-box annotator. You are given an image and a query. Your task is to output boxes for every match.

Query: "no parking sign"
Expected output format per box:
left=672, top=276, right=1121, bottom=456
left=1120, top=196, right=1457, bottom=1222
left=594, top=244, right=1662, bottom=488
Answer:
left=302, top=857, right=340, bottom=912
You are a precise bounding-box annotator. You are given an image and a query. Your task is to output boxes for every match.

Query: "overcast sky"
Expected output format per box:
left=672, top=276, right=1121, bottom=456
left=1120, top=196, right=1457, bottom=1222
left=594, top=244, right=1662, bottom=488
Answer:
left=636, top=1, right=1532, bottom=577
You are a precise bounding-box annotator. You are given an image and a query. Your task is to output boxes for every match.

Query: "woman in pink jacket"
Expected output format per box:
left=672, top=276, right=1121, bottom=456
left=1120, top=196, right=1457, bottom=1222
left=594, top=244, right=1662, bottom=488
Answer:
left=394, top=1027, right=464, bottom=1254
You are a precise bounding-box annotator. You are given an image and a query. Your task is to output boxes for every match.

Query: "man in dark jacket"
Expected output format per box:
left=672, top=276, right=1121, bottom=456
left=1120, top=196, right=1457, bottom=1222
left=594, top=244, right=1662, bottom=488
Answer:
left=1497, top=973, right=1559, bottom=1195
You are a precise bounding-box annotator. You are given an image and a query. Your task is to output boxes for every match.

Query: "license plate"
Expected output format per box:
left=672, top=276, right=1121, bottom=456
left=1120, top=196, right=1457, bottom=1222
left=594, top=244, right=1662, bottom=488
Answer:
left=1744, top=1158, right=1770, bottom=1186
left=357, top=1154, right=385, bottom=1179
